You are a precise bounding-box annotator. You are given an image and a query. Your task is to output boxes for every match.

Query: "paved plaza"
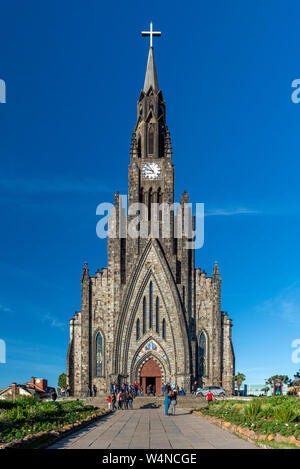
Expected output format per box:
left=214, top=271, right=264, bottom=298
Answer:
left=49, top=408, right=257, bottom=449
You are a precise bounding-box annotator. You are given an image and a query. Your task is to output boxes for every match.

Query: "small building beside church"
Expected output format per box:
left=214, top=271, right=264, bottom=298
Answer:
left=67, top=30, right=235, bottom=396
left=0, top=377, right=55, bottom=400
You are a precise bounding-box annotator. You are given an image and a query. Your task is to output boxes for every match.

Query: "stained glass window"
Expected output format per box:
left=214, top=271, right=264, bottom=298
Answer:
left=198, top=332, right=207, bottom=376
left=162, top=318, right=166, bottom=339
left=96, top=332, right=103, bottom=377
left=149, top=282, right=153, bottom=329
left=143, top=297, right=146, bottom=334
left=156, top=297, right=159, bottom=333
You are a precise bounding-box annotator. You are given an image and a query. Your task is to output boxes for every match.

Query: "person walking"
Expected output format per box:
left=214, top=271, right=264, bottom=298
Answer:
left=117, top=391, right=122, bottom=409
left=86, top=385, right=90, bottom=398
left=170, top=390, right=177, bottom=415
left=106, top=395, right=112, bottom=410
left=161, top=384, right=166, bottom=396
left=164, top=390, right=171, bottom=416
left=128, top=391, right=134, bottom=410
left=206, top=390, right=213, bottom=404
left=66, top=385, right=71, bottom=397
left=51, top=390, right=57, bottom=403
left=93, top=384, right=97, bottom=397
left=111, top=392, right=116, bottom=411
left=121, top=389, right=127, bottom=409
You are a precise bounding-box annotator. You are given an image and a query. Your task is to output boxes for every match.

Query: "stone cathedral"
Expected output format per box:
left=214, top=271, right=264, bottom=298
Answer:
left=66, top=34, right=235, bottom=396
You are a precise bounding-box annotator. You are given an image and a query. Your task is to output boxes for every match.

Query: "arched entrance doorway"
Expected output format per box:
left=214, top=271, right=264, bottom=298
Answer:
left=140, top=359, right=162, bottom=395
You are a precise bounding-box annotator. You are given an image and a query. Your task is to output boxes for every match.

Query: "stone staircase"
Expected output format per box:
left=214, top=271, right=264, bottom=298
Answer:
left=84, top=395, right=208, bottom=411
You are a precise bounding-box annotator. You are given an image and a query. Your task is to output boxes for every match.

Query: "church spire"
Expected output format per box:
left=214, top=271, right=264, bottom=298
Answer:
left=144, top=47, right=159, bottom=93
left=141, top=22, right=161, bottom=93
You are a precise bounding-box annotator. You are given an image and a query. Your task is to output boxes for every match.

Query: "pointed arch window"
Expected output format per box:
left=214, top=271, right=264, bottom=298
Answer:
left=162, top=318, right=166, bottom=339
left=198, top=332, right=207, bottom=376
left=96, top=332, right=103, bottom=377
left=143, top=297, right=147, bottom=334
left=157, top=187, right=162, bottom=205
left=149, top=128, right=154, bottom=154
left=155, top=297, right=159, bottom=334
left=137, top=135, right=142, bottom=158
left=136, top=318, right=140, bottom=340
left=149, top=282, right=153, bottom=329
left=148, top=188, right=152, bottom=220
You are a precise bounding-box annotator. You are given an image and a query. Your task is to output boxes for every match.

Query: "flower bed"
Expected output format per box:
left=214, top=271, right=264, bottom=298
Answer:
left=193, top=396, right=300, bottom=448
left=0, top=397, right=109, bottom=448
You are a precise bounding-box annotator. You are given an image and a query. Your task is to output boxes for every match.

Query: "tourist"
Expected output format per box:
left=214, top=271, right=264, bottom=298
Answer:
left=170, top=390, right=177, bottom=415
left=161, top=384, right=166, bottom=396
left=134, top=381, right=139, bottom=396
left=93, top=384, right=97, bottom=397
left=128, top=391, right=134, bottom=410
left=117, top=391, right=122, bottom=409
left=66, top=385, right=70, bottom=397
left=111, top=392, right=116, bottom=410
left=106, top=395, right=112, bottom=410
left=124, top=390, right=130, bottom=409
left=192, top=381, right=198, bottom=395
left=86, top=385, right=90, bottom=398
left=121, top=389, right=127, bottom=409
left=51, top=390, right=57, bottom=403
left=140, top=385, right=144, bottom=396
left=164, top=390, right=171, bottom=416
left=147, top=384, right=151, bottom=396
left=206, top=390, right=213, bottom=404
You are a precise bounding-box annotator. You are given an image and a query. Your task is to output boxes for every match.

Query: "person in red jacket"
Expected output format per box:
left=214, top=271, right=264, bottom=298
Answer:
left=206, top=391, right=213, bottom=403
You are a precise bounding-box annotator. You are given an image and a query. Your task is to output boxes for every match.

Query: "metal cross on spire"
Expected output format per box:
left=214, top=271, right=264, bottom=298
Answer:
left=141, top=22, right=161, bottom=48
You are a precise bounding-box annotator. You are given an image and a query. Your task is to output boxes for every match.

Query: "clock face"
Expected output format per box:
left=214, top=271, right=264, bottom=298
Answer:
left=142, top=162, right=161, bottom=180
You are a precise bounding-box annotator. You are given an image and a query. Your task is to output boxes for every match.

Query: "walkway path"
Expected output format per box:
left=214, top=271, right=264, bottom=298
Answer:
left=49, top=408, right=257, bottom=449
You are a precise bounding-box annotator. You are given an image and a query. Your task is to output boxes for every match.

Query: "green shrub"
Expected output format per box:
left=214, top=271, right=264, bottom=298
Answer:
left=245, top=399, right=262, bottom=417
left=274, top=404, right=299, bottom=423
left=7, top=407, right=27, bottom=423
left=0, top=409, right=11, bottom=428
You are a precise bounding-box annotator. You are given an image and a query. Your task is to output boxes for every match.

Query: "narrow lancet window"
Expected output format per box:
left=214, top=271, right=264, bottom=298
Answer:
left=149, top=282, right=153, bottom=329
left=96, top=333, right=103, bottom=377
left=198, top=332, right=207, bottom=376
left=162, top=318, right=166, bottom=339
left=155, top=297, right=159, bottom=333
left=143, top=297, right=147, bottom=334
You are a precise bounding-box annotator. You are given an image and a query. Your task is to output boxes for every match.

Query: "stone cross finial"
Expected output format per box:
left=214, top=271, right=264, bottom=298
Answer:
left=141, top=22, right=161, bottom=48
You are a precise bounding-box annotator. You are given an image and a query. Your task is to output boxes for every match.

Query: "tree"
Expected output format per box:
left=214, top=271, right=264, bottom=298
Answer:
left=265, top=375, right=290, bottom=386
left=57, top=372, right=66, bottom=390
left=261, top=385, right=270, bottom=396
left=291, top=370, right=300, bottom=387
left=233, top=373, right=246, bottom=396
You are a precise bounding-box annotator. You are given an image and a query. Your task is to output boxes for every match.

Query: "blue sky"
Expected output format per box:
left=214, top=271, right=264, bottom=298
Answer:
left=0, top=0, right=300, bottom=389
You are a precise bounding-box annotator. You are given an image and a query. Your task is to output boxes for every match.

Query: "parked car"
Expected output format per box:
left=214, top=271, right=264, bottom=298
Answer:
left=196, top=386, right=226, bottom=397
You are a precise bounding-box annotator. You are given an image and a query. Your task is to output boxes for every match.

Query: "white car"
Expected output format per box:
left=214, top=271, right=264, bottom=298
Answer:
left=196, top=386, right=226, bottom=397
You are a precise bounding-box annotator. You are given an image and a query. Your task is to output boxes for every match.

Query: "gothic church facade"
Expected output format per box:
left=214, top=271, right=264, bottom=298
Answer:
left=67, top=44, right=235, bottom=396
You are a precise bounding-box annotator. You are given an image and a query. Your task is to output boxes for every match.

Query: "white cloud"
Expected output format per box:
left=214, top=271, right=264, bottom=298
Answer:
left=205, top=207, right=260, bottom=216
left=0, top=177, right=114, bottom=195
left=42, top=314, right=66, bottom=330
left=256, top=282, right=300, bottom=325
